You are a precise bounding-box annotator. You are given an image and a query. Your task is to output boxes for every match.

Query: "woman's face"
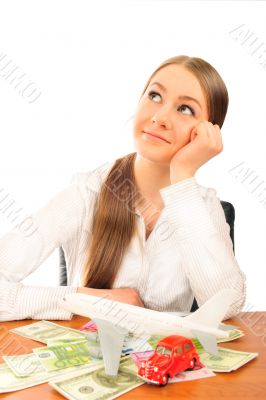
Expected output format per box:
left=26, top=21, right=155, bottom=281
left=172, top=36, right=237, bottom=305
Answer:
left=133, top=64, right=209, bottom=166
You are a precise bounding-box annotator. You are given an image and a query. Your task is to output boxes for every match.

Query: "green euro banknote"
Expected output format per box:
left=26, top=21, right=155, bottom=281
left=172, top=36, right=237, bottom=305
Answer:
left=0, top=358, right=103, bottom=393
left=49, top=356, right=144, bottom=400
left=47, top=338, right=103, bottom=360
left=33, top=340, right=94, bottom=372
left=3, top=352, right=102, bottom=379
left=11, top=320, right=87, bottom=344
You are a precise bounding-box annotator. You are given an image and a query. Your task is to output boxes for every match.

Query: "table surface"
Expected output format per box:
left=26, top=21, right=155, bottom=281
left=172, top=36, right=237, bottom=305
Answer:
left=0, top=312, right=266, bottom=399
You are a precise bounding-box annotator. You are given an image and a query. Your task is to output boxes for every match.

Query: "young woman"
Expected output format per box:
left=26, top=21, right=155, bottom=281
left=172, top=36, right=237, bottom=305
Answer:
left=0, top=55, right=246, bottom=322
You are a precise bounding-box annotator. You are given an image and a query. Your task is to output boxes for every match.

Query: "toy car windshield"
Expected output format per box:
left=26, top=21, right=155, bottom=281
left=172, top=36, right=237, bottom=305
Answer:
left=155, top=345, right=172, bottom=356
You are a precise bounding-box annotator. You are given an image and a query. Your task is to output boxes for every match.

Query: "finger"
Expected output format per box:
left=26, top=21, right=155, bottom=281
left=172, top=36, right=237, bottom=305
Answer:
left=192, top=121, right=211, bottom=142
left=190, top=120, right=207, bottom=140
left=206, top=122, right=217, bottom=145
left=207, top=122, right=223, bottom=151
left=196, top=122, right=220, bottom=151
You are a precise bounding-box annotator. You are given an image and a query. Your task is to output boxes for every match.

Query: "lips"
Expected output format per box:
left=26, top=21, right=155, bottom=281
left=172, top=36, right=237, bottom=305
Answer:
left=143, top=131, right=170, bottom=143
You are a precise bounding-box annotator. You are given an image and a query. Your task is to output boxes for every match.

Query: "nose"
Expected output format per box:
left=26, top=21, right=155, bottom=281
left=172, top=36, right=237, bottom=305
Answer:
left=151, top=109, right=172, bottom=130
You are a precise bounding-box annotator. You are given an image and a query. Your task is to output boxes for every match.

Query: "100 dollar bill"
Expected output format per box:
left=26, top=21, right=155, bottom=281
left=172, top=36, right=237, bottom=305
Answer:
left=197, top=347, right=258, bottom=372
left=11, top=320, right=87, bottom=344
left=49, top=356, right=144, bottom=400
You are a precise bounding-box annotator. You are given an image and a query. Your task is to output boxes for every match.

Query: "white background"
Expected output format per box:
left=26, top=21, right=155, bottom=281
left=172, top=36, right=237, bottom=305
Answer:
left=0, top=0, right=265, bottom=311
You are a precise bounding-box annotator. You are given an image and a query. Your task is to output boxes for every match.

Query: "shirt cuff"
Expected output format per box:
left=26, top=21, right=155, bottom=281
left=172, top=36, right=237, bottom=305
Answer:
left=16, top=285, right=78, bottom=321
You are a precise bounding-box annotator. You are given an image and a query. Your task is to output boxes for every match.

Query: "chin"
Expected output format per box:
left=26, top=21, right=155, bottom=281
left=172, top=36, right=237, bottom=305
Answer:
left=134, top=142, right=171, bottom=166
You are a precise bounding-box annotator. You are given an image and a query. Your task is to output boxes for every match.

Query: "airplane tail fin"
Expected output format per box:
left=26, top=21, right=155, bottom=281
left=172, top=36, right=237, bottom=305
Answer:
left=186, top=288, right=237, bottom=329
left=186, top=289, right=237, bottom=355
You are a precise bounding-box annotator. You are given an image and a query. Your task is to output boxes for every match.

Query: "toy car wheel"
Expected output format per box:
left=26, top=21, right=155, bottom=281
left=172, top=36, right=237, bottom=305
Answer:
left=160, top=374, right=169, bottom=386
left=187, top=358, right=196, bottom=370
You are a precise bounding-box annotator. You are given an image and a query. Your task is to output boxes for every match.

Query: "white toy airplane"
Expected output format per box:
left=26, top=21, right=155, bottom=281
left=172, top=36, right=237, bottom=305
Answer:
left=60, top=288, right=237, bottom=376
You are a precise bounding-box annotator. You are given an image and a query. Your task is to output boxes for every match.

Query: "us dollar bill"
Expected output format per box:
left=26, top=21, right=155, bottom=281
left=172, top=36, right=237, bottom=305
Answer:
left=217, top=329, right=244, bottom=343
left=3, top=353, right=45, bottom=377
left=197, top=347, right=258, bottom=372
left=11, top=320, right=87, bottom=344
left=49, top=356, right=144, bottom=400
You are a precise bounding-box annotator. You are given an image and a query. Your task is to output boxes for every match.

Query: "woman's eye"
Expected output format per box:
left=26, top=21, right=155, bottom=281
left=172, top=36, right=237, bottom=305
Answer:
left=148, top=90, right=161, bottom=102
left=178, top=104, right=195, bottom=116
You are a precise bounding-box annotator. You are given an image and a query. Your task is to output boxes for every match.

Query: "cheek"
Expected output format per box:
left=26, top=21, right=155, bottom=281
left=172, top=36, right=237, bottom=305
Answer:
left=134, top=100, right=152, bottom=124
left=172, top=123, right=193, bottom=147
left=133, top=110, right=146, bottom=136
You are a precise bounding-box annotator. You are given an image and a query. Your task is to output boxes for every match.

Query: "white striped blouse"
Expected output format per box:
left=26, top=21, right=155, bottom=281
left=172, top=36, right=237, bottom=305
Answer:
left=0, top=160, right=246, bottom=321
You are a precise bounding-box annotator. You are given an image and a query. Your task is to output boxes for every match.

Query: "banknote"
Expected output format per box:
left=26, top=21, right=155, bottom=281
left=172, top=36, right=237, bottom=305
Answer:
left=33, top=340, right=94, bottom=372
left=79, top=320, right=153, bottom=354
left=192, top=330, right=244, bottom=351
left=79, top=320, right=98, bottom=332
left=3, top=353, right=45, bottom=377
left=47, top=338, right=93, bottom=346
left=0, top=359, right=102, bottom=393
left=123, top=334, right=152, bottom=354
left=170, top=367, right=216, bottom=383
left=47, top=338, right=103, bottom=360
left=130, top=351, right=155, bottom=368
left=49, top=356, right=144, bottom=400
left=217, top=329, right=244, bottom=343
left=11, top=320, right=87, bottom=344
left=197, top=347, right=258, bottom=372
left=0, top=362, right=52, bottom=393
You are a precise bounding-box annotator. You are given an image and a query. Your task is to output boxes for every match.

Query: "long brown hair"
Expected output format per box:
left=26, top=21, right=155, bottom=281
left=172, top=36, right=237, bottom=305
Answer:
left=82, top=55, right=229, bottom=289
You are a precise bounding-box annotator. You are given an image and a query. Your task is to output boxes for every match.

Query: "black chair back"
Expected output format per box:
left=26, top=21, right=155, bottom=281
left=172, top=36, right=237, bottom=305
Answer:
left=190, top=200, right=235, bottom=312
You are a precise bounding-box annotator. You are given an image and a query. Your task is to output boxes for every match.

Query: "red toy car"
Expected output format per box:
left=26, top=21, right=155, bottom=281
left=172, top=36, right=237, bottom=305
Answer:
left=137, top=335, right=200, bottom=386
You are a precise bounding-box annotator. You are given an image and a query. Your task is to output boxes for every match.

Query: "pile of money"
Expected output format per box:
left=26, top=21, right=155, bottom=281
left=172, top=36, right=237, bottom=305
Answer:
left=0, top=320, right=258, bottom=397
left=0, top=320, right=149, bottom=395
left=1, top=353, right=101, bottom=393
left=0, top=320, right=105, bottom=393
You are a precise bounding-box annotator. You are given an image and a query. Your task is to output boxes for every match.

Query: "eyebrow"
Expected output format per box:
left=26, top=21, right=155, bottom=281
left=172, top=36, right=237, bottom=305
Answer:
left=150, top=81, right=202, bottom=110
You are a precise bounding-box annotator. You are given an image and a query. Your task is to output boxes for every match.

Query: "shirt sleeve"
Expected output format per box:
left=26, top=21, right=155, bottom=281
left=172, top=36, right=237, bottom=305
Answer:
left=0, top=177, right=88, bottom=321
left=159, top=177, right=246, bottom=320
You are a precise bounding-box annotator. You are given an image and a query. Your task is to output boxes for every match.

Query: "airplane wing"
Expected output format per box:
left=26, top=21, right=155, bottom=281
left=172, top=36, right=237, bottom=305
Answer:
left=93, top=318, right=128, bottom=376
